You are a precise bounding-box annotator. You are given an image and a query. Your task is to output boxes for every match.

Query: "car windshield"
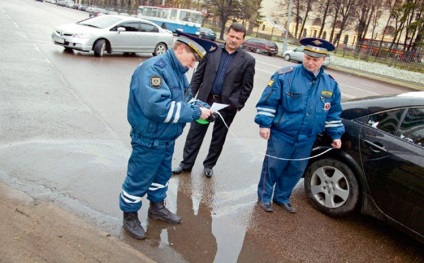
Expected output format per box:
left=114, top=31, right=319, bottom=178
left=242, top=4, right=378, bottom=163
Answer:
left=78, top=16, right=124, bottom=29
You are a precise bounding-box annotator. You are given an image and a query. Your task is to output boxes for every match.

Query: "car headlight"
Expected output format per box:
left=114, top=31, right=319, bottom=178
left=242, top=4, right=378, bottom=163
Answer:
left=72, top=33, right=94, bottom=39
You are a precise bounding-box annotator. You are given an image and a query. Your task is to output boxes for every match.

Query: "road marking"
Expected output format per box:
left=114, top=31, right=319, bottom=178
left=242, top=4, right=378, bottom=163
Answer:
left=257, top=60, right=281, bottom=69
left=256, top=68, right=276, bottom=75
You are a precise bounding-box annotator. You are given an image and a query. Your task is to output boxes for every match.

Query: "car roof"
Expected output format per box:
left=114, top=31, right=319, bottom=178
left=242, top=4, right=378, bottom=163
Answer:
left=107, top=15, right=161, bottom=26
left=341, top=91, right=424, bottom=120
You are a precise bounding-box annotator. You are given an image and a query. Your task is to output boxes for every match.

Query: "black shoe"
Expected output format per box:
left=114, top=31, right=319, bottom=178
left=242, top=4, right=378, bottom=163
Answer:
left=276, top=202, right=297, bottom=214
left=123, top=212, right=146, bottom=240
left=148, top=201, right=181, bottom=224
left=204, top=167, right=213, bottom=178
left=258, top=201, right=273, bottom=212
left=172, top=166, right=192, bottom=174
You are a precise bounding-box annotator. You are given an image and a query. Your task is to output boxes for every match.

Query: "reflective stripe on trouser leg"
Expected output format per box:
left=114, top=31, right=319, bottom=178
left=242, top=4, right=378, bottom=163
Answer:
left=119, top=140, right=174, bottom=212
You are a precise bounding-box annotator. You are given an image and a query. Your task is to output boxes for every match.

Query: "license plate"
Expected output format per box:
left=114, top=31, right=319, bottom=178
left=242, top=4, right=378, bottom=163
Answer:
left=54, top=37, right=65, bottom=44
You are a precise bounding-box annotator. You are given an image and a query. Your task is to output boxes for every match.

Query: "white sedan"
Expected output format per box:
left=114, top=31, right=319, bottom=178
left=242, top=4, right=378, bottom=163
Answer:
left=51, top=15, right=174, bottom=57
left=283, top=46, right=331, bottom=67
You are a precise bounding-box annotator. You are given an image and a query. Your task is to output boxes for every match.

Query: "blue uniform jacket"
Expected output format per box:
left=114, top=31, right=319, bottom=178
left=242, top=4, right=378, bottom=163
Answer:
left=255, top=64, right=345, bottom=143
left=127, top=50, right=202, bottom=144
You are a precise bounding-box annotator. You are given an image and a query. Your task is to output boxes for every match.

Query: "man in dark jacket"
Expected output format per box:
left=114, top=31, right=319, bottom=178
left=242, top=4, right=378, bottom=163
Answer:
left=173, top=23, right=256, bottom=178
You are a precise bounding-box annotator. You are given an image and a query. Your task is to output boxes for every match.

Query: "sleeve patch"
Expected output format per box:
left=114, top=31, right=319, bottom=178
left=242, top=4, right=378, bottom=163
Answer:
left=267, top=79, right=274, bottom=87
left=150, top=76, right=162, bottom=88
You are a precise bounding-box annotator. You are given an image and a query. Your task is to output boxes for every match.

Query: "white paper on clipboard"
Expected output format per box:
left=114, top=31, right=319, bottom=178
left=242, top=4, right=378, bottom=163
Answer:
left=210, top=102, right=229, bottom=112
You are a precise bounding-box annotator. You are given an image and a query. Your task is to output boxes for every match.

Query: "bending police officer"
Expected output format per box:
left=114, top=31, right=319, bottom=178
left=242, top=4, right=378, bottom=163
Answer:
left=119, top=31, right=218, bottom=240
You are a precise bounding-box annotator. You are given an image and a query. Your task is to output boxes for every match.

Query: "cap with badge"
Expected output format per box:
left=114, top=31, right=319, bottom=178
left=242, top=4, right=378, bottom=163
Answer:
left=299, top=37, right=335, bottom=58
left=176, top=30, right=218, bottom=61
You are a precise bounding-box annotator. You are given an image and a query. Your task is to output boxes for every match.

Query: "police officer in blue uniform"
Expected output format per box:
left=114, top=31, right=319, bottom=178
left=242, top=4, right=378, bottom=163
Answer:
left=254, top=38, right=345, bottom=213
left=119, top=31, right=218, bottom=240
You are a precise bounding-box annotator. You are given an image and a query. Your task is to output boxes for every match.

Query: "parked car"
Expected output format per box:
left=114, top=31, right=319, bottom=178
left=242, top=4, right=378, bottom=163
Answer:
left=88, top=7, right=108, bottom=17
left=241, top=38, right=278, bottom=56
left=303, top=91, right=424, bottom=243
left=283, top=46, right=331, bottom=67
left=199, top=27, right=216, bottom=41
left=51, top=15, right=174, bottom=57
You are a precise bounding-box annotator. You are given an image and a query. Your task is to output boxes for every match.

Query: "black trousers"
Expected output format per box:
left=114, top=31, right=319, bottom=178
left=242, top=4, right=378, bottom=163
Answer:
left=179, top=109, right=237, bottom=169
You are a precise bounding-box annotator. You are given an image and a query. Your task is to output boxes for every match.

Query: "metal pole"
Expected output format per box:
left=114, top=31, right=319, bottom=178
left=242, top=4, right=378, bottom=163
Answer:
left=282, top=0, right=292, bottom=54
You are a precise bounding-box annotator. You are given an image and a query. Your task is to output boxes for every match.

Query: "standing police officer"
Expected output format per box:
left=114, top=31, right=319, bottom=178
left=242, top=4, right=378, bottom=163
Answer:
left=119, top=32, right=217, bottom=240
left=255, top=38, right=345, bottom=214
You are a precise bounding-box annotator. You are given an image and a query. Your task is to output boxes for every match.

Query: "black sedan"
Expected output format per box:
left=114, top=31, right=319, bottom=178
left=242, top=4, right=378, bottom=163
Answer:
left=303, top=91, right=424, bottom=243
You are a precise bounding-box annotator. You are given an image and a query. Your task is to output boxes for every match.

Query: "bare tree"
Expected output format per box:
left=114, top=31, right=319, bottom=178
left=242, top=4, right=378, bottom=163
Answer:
left=331, top=0, right=357, bottom=46
left=298, top=0, right=313, bottom=38
left=316, top=0, right=335, bottom=38
left=204, top=0, right=240, bottom=40
left=410, top=0, right=423, bottom=52
left=238, top=0, right=264, bottom=35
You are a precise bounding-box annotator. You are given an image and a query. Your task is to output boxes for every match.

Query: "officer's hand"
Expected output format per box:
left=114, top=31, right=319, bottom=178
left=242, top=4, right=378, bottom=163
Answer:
left=331, top=139, right=342, bottom=149
left=199, top=108, right=213, bottom=120
left=259, top=128, right=270, bottom=140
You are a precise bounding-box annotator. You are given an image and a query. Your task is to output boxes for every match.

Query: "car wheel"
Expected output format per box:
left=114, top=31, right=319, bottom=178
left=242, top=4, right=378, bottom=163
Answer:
left=284, top=54, right=291, bottom=61
left=255, top=48, right=262, bottom=54
left=153, top=43, right=167, bottom=56
left=304, top=158, right=360, bottom=217
left=94, top=39, right=106, bottom=57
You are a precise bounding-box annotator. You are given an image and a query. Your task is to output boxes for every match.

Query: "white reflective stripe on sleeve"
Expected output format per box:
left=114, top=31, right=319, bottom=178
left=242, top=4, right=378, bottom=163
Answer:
left=173, top=102, right=181, bottom=123
left=257, top=107, right=276, bottom=114
left=148, top=181, right=169, bottom=191
left=325, top=120, right=343, bottom=127
left=164, top=101, right=176, bottom=123
left=258, top=112, right=275, bottom=117
left=121, top=190, right=142, bottom=204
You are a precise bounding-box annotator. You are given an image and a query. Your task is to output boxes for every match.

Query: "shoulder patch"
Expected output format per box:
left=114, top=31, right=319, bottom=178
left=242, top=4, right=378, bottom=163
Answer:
left=277, top=67, right=294, bottom=75
left=150, top=76, right=162, bottom=88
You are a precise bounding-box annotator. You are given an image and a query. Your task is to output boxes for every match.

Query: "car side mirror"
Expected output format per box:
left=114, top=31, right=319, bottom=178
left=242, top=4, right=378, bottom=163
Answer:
left=117, top=27, right=126, bottom=33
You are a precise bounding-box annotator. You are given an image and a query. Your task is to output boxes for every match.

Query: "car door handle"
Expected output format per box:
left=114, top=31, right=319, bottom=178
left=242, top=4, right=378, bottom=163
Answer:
left=363, top=140, right=387, bottom=152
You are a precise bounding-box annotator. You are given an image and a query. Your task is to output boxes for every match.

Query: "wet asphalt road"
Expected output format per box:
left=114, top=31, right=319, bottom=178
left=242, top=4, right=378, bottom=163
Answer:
left=0, top=0, right=423, bottom=262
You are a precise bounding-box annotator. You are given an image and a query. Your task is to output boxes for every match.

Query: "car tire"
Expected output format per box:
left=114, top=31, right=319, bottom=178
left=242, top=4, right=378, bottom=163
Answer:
left=94, top=39, right=106, bottom=57
left=153, top=42, right=167, bottom=56
left=304, top=158, right=360, bottom=217
left=284, top=54, right=291, bottom=61
left=255, top=48, right=262, bottom=54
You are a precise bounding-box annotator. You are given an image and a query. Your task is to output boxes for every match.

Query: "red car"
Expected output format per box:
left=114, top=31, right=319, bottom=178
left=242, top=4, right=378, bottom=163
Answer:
left=241, top=38, right=278, bottom=56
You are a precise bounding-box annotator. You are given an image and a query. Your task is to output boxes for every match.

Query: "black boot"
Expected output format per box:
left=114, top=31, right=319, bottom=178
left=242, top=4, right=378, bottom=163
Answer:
left=148, top=201, right=181, bottom=224
left=123, top=212, right=146, bottom=240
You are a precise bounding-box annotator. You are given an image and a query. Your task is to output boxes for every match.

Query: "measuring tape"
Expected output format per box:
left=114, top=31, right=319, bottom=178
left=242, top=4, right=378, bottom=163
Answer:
left=214, top=111, right=333, bottom=161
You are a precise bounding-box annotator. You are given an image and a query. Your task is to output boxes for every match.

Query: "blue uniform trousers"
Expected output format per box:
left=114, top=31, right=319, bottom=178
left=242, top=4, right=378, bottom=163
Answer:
left=119, top=137, right=174, bottom=212
left=258, top=130, right=314, bottom=204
